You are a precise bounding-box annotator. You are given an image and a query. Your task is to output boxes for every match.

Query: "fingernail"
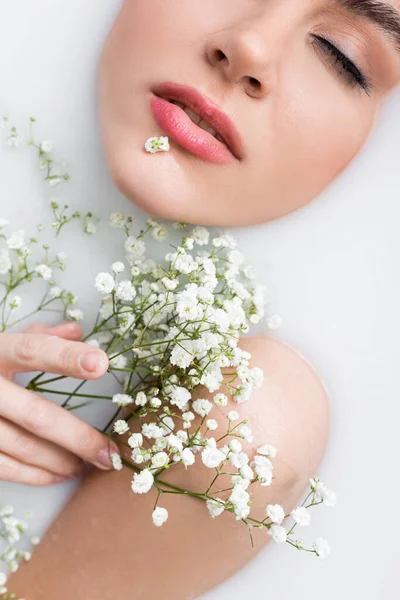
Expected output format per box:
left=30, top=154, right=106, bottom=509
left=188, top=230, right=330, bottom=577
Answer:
left=64, top=322, right=80, bottom=332
left=80, top=351, right=107, bottom=373
left=95, top=447, right=119, bottom=470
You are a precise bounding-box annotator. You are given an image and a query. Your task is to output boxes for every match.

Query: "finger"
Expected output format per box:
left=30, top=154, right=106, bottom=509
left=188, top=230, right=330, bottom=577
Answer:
left=24, top=322, right=83, bottom=341
left=0, top=332, right=108, bottom=379
left=0, top=417, right=86, bottom=478
left=0, top=377, right=120, bottom=471
left=0, top=451, right=70, bottom=486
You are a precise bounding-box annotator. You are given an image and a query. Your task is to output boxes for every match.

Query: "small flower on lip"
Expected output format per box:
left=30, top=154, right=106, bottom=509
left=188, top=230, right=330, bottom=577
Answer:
left=144, top=136, right=170, bottom=153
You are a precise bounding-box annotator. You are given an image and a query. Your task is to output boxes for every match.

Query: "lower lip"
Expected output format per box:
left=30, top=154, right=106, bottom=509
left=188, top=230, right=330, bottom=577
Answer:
left=149, top=94, right=234, bottom=165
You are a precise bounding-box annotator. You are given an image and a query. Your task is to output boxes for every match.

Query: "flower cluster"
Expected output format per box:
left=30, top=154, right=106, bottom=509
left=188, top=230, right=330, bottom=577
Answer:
left=0, top=218, right=79, bottom=332
left=0, top=116, right=336, bottom=564
left=0, top=504, right=40, bottom=599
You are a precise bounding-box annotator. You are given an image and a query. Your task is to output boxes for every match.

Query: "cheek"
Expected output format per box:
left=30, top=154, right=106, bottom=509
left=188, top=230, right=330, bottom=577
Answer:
left=278, top=76, right=376, bottom=186
left=249, top=77, right=378, bottom=220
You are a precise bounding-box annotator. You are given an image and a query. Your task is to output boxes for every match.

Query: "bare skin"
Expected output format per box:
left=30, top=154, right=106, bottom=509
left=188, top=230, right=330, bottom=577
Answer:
left=8, top=337, right=330, bottom=599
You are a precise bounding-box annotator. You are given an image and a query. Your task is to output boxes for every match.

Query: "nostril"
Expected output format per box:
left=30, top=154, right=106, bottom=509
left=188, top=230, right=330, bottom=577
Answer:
left=214, top=49, right=227, bottom=63
left=248, top=76, right=261, bottom=90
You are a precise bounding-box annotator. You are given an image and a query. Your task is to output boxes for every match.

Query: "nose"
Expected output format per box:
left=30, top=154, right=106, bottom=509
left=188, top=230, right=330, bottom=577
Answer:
left=206, top=27, right=273, bottom=99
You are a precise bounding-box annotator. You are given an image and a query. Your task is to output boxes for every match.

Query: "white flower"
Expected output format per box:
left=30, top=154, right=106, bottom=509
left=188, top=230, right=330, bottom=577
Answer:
left=128, top=433, right=143, bottom=449
left=159, top=414, right=175, bottom=434
left=110, top=452, right=123, bottom=471
left=266, top=504, right=285, bottom=525
left=170, top=341, right=194, bottom=369
left=151, top=452, right=169, bottom=469
left=206, top=498, right=225, bottom=518
left=112, top=393, right=134, bottom=407
left=131, top=469, right=154, bottom=494
left=234, top=382, right=253, bottom=404
left=144, top=136, right=170, bottom=153
left=192, top=398, right=213, bottom=417
left=192, top=226, right=210, bottom=245
left=315, top=482, right=337, bottom=507
left=214, top=393, right=228, bottom=407
left=66, top=308, right=84, bottom=321
left=30, top=536, right=40, bottom=545
left=135, top=391, right=147, bottom=407
left=247, top=367, right=264, bottom=389
left=161, top=277, right=178, bottom=291
left=170, top=386, right=191, bottom=410
left=99, top=297, right=114, bottom=319
left=257, top=444, right=277, bottom=458
left=152, top=506, right=168, bottom=527
left=227, top=410, right=239, bottom=422
left=109, top=212, right=126, bottom=228
left=142, top=423, right=165, bottom=439
left=206, top=419, right=218, bottom=431
left=35, top=264, right=52, bottom=280
left=252, top=455, right=273, bottom=486
left=268, top=525, right=287, bottom=544
left=0, top=218, right=9, bottom=228
left=112, top=261, right=125, bottom=274
left=0, top=249, right=11, bottom=274
left=85, top=221, right=97, bottom=235
left=149, top=397, right=162, bottom=408
left=167, top=434, right=183, bottom=453
left=229, top=439, right=242, bottom=454
left=131, top=449, right=144, bottom=464
left=116, top=280, right=136, bottom=302
left=0, top=573, right=7, bottom=586
left=291, top=507, right=311, bottom=527
left=240, top=464, right=254, bottom=480
left=124, top=236, right=146, bottom=260
left=313, top=537, right=330, bottom=559
left=113, top=420, right=129, bottom=435
left=237, top=423, right=253, bottom=443
left=95, top=272, right=115, bottom=294
left=181, top=448, right=195, bottom=468
left=151, top=224, right=168, bottom=241
left=40, top=140, right=53, bottom=153
left=229, top=484, right=250, bottom=520
left=201, top=441, right=226, bottom=469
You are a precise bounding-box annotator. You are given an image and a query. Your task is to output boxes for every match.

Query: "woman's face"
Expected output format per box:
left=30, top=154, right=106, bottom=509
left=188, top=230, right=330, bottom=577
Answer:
left=97, top=0, right=400, bottom=226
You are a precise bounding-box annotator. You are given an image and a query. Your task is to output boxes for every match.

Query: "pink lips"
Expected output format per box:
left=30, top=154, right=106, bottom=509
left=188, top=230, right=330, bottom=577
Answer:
left=150, top=82, right=244, bottom=165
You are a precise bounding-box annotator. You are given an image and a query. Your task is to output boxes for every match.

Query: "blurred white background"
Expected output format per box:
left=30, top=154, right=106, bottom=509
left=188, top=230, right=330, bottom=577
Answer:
left=0, top=1, right=399, bottom=598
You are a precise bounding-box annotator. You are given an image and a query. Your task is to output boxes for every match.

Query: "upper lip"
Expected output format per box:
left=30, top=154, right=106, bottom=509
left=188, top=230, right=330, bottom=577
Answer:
left=152, top=82, right=244, bottom=160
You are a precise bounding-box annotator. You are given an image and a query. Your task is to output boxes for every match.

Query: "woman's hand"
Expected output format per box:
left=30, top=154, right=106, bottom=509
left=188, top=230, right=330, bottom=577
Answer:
left=0, top=322, right=120, bottom=486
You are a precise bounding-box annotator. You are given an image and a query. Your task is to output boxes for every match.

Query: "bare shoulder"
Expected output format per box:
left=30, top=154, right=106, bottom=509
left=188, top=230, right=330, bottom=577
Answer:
left=238, top=335, right=330, bottom=503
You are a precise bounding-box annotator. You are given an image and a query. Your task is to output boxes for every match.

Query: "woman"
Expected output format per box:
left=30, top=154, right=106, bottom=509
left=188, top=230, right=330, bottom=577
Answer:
left=4, top=0, right=400, bottom=597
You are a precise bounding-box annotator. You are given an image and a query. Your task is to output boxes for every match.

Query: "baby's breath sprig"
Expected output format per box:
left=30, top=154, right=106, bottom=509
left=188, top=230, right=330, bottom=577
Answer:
left=49, top=198, right=81, bottom=236
left=1, top=212, right=335, bottom=558
left=27, top=117, right=69, bottom=188
left=0, top=118, right=336, bottom=566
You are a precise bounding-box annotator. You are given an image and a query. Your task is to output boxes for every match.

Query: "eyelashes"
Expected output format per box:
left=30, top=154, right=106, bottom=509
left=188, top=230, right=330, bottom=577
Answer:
left=311, top=34, right=373, bottom=96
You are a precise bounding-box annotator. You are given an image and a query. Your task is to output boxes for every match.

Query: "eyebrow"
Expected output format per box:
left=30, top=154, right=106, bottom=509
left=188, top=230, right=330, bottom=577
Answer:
left=331, top=0, right=400, bottom=54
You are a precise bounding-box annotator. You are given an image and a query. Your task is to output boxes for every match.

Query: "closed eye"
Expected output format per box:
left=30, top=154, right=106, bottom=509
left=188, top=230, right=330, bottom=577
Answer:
left=311, top=34, right=373, bottom=96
